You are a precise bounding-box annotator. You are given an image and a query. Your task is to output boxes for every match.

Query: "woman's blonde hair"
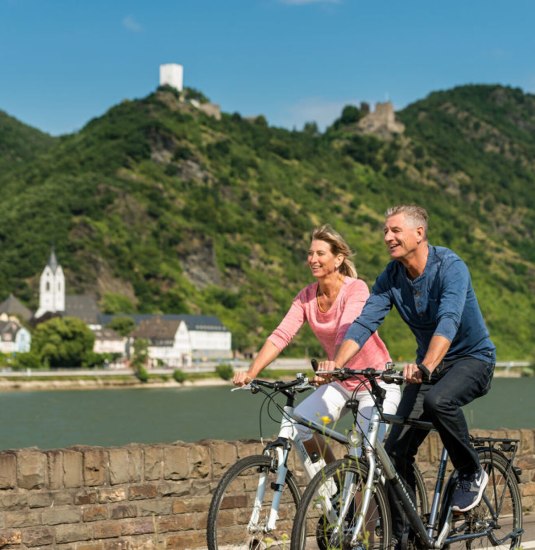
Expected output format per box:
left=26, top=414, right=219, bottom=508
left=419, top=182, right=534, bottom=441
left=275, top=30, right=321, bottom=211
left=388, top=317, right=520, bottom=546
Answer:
left=311, top=224, right=358, bottom=278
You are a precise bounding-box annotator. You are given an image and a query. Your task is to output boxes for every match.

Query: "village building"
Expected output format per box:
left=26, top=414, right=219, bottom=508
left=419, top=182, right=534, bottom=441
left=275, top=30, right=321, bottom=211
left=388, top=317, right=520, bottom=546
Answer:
left=0, top=314, right=31, bottom=355
left=32, top=250, right=232, bottom=367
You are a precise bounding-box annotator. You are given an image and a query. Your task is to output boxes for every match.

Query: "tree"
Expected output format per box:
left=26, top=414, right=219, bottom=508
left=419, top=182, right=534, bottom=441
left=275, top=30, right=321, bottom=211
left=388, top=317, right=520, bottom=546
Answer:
left=107, top=316, right=136, bottom=337
left=32, top=317, right=95, bottom=368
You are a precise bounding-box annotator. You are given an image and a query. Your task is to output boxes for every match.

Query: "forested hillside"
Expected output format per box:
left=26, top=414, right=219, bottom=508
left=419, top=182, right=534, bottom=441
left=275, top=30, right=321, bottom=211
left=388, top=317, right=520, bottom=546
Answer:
left=0, top=84, right=533, bottom=360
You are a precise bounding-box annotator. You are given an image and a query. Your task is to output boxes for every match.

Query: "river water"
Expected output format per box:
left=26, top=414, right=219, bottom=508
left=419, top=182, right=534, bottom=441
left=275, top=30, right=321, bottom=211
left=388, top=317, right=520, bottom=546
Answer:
left=0, top=377, right=532, bottom=451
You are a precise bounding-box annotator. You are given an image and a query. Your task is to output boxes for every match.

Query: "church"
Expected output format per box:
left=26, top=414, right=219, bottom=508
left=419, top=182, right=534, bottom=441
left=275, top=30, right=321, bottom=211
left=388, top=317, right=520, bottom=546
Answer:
left=26, top=250, right=232, bottom=368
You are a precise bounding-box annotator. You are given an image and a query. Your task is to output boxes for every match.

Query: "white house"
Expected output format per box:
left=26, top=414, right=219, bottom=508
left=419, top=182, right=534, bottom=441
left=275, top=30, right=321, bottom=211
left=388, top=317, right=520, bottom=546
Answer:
left=0, top=314, right=31, bottom=354
left=127, top=314, right=232, bottom=368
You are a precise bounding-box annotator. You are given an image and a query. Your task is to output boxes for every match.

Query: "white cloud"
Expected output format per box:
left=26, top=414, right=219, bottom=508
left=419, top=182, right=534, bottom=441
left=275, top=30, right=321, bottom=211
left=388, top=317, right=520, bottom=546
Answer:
left=280, top=0, right=341, bottom=5
left=122, top=15, right=143, bottom=33
left=283, top=97, right=358, bottom=130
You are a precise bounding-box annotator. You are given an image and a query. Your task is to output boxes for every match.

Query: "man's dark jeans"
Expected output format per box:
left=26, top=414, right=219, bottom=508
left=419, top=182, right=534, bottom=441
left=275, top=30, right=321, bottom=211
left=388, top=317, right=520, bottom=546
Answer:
left=384, top=357, right=495, bottom=539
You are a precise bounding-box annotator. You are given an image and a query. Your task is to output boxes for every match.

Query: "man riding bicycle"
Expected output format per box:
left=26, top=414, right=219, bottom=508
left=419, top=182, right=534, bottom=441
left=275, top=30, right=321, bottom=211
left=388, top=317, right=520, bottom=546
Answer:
left=319, top=204, right=495, bottom=546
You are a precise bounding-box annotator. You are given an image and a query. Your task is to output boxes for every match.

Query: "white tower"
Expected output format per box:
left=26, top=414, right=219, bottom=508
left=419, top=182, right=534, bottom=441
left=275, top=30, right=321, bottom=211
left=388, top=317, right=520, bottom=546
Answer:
left=35, top=249, right=65, bottom=318
left=159, top=63, right=184, bottom=92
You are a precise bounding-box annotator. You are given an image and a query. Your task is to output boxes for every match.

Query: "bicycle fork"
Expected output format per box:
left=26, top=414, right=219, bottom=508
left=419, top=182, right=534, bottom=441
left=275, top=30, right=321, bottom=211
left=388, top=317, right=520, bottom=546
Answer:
left=248, top=406, right=296, bottom=534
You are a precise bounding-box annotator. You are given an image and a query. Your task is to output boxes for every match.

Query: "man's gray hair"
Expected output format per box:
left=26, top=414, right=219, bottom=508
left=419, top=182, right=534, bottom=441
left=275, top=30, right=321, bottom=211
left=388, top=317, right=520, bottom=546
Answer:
left=385, top=205, right=429, bottom=235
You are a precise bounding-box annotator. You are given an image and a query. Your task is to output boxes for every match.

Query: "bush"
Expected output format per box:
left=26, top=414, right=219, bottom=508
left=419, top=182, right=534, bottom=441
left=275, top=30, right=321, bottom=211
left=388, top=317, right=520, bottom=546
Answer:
left=216, top=364, right=234, bottom=381
left=173, top=369, right=187, bottom=383
left=136, top=366, right=149, bottom=383
left=11, top=351, right=42, bottom=370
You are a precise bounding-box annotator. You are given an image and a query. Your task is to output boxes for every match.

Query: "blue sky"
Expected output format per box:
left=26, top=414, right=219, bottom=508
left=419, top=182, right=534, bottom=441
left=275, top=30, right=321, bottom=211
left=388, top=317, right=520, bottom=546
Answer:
left=1, top=0, right=534, bottom=136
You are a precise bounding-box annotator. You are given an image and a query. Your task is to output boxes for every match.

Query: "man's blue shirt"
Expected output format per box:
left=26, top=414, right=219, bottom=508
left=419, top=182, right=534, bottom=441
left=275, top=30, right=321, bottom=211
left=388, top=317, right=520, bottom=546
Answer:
left=344, top=245, right=496, bottom=364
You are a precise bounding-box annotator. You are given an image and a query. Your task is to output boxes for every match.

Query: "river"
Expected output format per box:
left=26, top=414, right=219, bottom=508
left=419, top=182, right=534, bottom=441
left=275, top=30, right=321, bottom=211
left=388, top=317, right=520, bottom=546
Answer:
left=0, top=377, right=532, bottom=450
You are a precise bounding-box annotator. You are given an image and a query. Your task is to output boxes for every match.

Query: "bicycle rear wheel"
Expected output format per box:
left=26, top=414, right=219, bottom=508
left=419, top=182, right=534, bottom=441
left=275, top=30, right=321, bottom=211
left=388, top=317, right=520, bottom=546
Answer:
left=291, top=458, right=391, bottom=550
left=207, top=454, right=301, bottom=550
left=446, top=450, right=522, bottom=549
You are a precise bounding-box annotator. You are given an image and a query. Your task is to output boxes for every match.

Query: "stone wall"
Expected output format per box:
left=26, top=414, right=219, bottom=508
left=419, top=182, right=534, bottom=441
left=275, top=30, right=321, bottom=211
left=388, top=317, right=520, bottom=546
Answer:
left=0, top=429, right=533, bottom=549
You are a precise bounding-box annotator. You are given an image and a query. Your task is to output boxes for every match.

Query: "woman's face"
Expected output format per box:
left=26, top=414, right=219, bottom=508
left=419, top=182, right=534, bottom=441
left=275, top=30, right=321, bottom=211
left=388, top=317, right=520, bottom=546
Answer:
left=307, top=239, right=341, bottom=278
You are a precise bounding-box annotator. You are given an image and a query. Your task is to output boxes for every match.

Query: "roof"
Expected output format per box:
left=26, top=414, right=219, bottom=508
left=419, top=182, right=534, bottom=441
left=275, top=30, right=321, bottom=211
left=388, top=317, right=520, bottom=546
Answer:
left=0, top=319, right=25, bottom=341
left=47, top=248, right=59, bottom=274
left=0, top=294, right=32, bottom=321
left=100, top=314, right=229, bottom=332
left=65, top=295, right=100, bottom=324
left=131, top=317, right=182, bottom=341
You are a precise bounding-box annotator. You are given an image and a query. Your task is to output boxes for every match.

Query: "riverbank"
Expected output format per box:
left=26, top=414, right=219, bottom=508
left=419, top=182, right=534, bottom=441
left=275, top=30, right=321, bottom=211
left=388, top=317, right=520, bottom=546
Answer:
left=0, top=365, right=529, bottom=392
left=0, top=376, right=230, bottom=392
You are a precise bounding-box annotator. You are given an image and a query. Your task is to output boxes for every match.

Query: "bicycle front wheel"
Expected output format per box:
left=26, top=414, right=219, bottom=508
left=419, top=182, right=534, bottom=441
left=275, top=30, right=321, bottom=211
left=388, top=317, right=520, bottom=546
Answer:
left=207, top=454, right=301, bottom=550
left=447, top=450, right=522, bottom=549
left=291, top=458, right=391, bottom=550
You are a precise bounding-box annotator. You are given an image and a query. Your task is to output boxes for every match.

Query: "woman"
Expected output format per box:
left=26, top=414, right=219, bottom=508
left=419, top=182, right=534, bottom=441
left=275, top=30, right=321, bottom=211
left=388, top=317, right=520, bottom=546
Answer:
left=233, top=224, right=400, bottom=465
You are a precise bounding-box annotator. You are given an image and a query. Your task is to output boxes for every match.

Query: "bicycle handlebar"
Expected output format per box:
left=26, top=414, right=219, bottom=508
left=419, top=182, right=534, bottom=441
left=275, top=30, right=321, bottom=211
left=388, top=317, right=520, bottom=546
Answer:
left=232, top=373, right=314, bottom=394
left=315, top=367, right=404, bottom=385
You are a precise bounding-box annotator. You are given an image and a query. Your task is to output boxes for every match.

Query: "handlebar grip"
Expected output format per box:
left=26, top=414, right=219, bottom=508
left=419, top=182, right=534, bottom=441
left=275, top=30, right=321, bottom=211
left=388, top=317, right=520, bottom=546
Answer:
left=311, top=358, right=319, bottom=372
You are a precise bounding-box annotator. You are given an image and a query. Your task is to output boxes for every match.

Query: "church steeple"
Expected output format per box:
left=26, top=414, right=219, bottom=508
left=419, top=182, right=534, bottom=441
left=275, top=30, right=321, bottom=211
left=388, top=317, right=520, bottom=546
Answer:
left=35, top=248, right=65, bottom=318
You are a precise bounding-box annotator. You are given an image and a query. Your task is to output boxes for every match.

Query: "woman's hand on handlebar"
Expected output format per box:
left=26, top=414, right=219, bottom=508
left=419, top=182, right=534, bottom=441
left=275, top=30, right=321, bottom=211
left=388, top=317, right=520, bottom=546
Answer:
left=233, top=370, right=253, bottom=386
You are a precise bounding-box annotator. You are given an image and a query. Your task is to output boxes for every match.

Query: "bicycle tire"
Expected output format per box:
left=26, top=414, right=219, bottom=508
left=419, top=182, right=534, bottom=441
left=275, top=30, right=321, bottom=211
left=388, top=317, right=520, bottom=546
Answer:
left=445, top=450, right=522, bottom=549
left=413, top=462, right=429, bottom=517
left=291, top=457, right=392, bottom=550
left=207, top=454, right=301, bottom=550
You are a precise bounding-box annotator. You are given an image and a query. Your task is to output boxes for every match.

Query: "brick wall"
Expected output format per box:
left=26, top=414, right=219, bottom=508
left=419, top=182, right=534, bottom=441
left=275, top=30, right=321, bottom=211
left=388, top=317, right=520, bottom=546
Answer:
left=0, top=429, right=533, bottom=549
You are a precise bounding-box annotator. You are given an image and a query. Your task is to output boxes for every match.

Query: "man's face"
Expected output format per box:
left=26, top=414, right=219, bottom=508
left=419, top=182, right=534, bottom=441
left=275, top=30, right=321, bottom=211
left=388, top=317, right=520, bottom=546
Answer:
left=383, top=213, right=422, bottom=261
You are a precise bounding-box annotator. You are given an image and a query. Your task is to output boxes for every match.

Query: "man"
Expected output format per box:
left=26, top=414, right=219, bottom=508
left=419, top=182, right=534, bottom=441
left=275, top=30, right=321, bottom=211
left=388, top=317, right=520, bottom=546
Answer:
left=320, top=205, right=495, bottom=541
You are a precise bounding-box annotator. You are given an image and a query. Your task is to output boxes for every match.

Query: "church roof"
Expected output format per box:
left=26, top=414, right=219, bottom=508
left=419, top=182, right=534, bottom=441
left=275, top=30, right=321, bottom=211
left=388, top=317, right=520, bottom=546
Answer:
left=0, top=294, right=32, bottom=321
left=48, top=248, right=59, bottom=274
left=65, top=295, right=100, bottom=325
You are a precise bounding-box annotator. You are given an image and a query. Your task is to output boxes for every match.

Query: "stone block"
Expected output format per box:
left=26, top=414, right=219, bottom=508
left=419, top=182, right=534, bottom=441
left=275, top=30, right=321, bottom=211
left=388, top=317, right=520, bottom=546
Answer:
left=188, top=444, right=210, bottom=479
left=163, top=445, right=189, bottom=480
left=110, top=503, right=137, bottom=520
left=28, top=491, right=54, bottom=508
left=158, top=480, right=189, bottom=497
left=4, top=509, right=42, bottom=528
left=0, top=452, right=17, bottom=489
left=0, top=492, right=28, bottom=510
left=75, top=489, right=99, bottom=505
left=144, top=446, right=164, bottom=481
left=108, top=447, right=143, bottom=486
left=137, top=499, right=172, bottom=517
left=128, top=483, right=158, bottom=500
left=82, top=504, right=108, bottom=522
left=55, top=523, right=92, bottom=544
left=164, top=530, right=206, bottom=549
left=120, top=517, right=155, bottom=536
left=77, top=543, right=105, bottom=550
left=17, top=450, right=47, bottom=489
left=98, top=487, right=128, bottom=503
left=84, top=448, right=108, bottom=486
left=236, top=439, right=263, bottom=459
left=47, top=449, right=63, bottom=490
left=0, top=529, right=22, bottom=546
left=22, top=526, right=54, bottom=546
left=42, top=506, right=81, bottom=525
left=209, top=441, right=237, bottom=475
left=92, top=520, right=123, bottom=539
left=172, top=495, right=211, bottom=514
left=63, top=450, right=84, bottom=488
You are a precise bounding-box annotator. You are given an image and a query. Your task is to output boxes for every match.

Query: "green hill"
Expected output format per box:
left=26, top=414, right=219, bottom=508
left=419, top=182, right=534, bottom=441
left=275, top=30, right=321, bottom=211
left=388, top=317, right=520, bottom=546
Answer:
left=0, top=84, right=533, bottom=361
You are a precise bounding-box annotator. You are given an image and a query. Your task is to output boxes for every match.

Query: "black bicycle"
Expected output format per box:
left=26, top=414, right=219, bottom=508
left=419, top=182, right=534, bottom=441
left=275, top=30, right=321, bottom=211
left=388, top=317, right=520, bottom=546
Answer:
left=291, top=367, right=523, bottom=550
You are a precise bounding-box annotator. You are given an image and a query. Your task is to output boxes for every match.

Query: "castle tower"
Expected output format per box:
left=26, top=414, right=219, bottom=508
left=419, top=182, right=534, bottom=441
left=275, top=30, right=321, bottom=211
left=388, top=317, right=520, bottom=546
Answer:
left=35, top=249, right=65, bottom=318
left=159, top=63, right=183, bottom=92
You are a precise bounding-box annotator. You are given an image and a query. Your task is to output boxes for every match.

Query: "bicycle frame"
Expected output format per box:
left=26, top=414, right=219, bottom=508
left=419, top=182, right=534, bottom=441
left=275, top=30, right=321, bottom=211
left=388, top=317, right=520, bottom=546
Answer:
left=242, top=376, right=361, bottom=534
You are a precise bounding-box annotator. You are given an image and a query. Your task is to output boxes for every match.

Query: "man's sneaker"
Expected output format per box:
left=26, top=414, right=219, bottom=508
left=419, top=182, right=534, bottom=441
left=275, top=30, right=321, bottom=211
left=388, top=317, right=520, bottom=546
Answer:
left=451, top=467, right=488, bottom=513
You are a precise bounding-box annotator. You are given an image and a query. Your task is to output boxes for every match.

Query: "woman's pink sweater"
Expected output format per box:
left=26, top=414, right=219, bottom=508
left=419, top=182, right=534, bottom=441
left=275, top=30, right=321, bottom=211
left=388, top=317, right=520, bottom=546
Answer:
left=268, top=277, right=392, bottom=391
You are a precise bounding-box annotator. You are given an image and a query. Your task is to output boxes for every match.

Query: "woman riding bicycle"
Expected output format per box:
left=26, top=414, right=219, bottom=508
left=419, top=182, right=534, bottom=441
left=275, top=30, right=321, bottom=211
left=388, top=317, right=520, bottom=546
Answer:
left=233, top=224, right=401, bottom=464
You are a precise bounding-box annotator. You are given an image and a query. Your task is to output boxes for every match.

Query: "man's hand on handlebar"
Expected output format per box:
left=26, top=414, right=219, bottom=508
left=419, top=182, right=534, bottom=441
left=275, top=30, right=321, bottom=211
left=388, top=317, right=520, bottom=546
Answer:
left=311, top=359, right=339, bottom=386
left=233, top=371, right=253, bottom=386
left=404, top=363, right=423, bottom=384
